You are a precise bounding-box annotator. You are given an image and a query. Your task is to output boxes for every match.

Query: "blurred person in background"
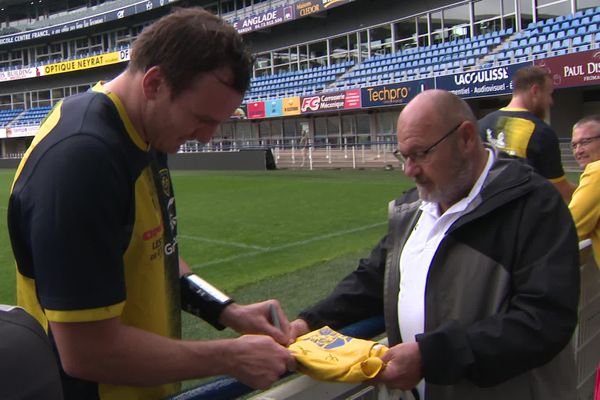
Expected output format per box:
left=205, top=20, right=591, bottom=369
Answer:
left=479, top=65, right=576, bottom=202
left=569, top=114, right=600, bottom=267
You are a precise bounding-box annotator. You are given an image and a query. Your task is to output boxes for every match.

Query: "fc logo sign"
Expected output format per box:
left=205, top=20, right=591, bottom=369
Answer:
left=301, top=96, right=320, bottom=112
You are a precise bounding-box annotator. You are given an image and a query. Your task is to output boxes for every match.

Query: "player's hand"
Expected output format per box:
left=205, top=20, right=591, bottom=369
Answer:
left=219, top=300, right=291, bottom=345
left=225, top=334, right=296, bottom=389
left=373, top=342, right=423, bottom=390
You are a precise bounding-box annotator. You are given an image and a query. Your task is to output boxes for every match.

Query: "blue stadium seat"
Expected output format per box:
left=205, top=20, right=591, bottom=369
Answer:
left=531, top=44, right=544, bottom=54
left=551, top=39, right=567, bottom=51
left=542, top=42, right=552, bottom=52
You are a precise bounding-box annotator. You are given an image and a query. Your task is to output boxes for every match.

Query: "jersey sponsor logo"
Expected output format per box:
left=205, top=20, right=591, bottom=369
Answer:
left=167, top=197, right=177, bottom=233
left=164, top=236, right=178, bottom=256
left=302, top=326, right=353, bottom=350
left=485, top=128, right=506, bottom=147
left=142, top=223, right=163, bottom=241
left=159, top=168, right=171, bottom=197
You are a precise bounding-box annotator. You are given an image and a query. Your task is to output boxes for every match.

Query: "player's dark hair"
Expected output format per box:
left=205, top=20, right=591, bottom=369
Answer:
left=129, top=7, right=254, bottom=96
left=512, top=65, right=551, bottom=94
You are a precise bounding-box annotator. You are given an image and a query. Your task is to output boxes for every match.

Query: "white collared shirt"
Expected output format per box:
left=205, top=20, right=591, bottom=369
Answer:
left=398, top=149, right=494, bottom=399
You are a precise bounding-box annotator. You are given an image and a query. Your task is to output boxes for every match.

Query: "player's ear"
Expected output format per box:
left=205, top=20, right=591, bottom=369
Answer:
left=142, top=66, right=168, bottom=100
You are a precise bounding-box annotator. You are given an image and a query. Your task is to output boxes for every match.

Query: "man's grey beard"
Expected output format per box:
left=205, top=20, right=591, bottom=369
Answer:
left=417, top=153, right=473, bottom=207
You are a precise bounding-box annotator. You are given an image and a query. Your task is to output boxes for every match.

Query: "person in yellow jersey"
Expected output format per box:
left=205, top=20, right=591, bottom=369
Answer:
left=8, top=8, right=295, bottom=400
left=479, top=65, right=576, bottom=202
left=290, top=90, right=579, bottom=400
left=569, top=114, right=600, bottom=267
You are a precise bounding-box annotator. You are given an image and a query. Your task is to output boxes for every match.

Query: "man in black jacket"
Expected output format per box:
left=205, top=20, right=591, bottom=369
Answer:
left=291, top=89, right=580, bottom=400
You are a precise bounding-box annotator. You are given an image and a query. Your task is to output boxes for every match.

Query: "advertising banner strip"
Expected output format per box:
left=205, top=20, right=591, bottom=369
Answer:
left=535, top=49, right=600, bottom=88
left=5, top=126, right=39, bottom=138
left=0, top=67, right=40, bottom=82
left=435, top=62, right=531, bottom=99
left=283, top=97, right=301, bottom=116
left=230, top=105, right=248, bottom=120
left=265, top=99, right=283, bottom=117
left=344, top=89, right=361, bottom=109
left=231, top=0, right=355, bottom=35
left=361, top=78, right=435, bottom=108
left=296, top=0, right=323, bottom=17
left=300, top=91, right=347, bottom=114
left=232, top=5, right=295, bottom=34
left=321, top=0, right=353, bottom=8
left=248, top=102, right=266, bottom=119
left=42, top=51, right=124, bottom=76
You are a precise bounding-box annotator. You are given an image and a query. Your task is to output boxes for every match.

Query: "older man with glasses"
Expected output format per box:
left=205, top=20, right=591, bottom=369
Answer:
left=290, top=89, right=579, bottom=400
left=569, top=114, right=600, bottom=268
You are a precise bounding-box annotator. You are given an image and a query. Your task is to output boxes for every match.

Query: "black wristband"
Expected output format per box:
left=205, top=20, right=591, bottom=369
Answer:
left=180, top=273, right=234, bottom=330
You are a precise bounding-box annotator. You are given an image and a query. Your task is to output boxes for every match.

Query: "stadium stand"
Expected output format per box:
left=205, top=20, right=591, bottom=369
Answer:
left=0, top=0, right=598, bottom=168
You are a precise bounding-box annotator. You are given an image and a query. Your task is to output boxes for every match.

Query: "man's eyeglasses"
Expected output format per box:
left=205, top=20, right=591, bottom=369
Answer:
left=571, top=135, right=600, bottom=150
left=394, top=121, right=464, bottom=166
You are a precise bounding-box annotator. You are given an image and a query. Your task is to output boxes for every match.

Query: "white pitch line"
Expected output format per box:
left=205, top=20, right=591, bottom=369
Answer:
left=178, top=234, right=267, bottom=250
left=191, top=221, right=386, bottom=269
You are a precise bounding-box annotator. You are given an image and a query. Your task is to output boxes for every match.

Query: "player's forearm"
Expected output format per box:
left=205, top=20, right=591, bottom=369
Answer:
left=51, top=321, right=234, bottom=385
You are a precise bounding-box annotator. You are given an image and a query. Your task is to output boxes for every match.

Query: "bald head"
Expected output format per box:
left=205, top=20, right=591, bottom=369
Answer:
left=396, top=89, right=487, bottom=213
left=398, top=89, right=477, bottom=133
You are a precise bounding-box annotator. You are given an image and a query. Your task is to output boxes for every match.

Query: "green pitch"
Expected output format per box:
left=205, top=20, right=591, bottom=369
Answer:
left=0, top=169, right=414, bottom=312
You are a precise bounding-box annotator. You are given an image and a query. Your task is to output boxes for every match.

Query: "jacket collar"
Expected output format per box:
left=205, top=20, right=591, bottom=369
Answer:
left=449, top=147, right=537, bottom=232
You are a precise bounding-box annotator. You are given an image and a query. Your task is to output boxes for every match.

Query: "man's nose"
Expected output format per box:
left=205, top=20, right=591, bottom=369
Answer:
left=402, top=157, right=420, bottom=177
